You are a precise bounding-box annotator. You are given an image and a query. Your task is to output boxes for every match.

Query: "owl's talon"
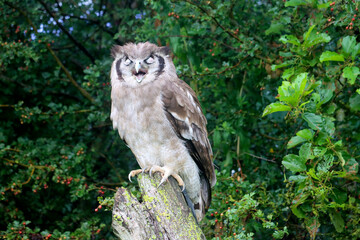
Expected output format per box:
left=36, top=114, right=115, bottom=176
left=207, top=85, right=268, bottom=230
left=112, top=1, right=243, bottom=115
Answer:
left=128, top=169, right=145, bottom=182
left=149, top=165, right=185, bottom=191
left=142, top=167, right=150, bottom=174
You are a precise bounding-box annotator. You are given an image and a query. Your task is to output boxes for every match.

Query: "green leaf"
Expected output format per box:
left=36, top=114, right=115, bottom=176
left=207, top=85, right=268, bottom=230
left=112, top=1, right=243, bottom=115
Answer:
left=331, top=189, right=348, bottom=204
left=299, top=143, right=313, bottom=160
left=303, top=32, right=331, bottom=48
left=342, top=66, right=359, bottom=85
left=282, top=154, right=307, bottom=172
left=344, top=158, right=359, bottom=175
left=289, top=175, right=308, bottom=183
left=308, top=168, right=319, bottom=180
left=357, top=88, right=360, bottom=94
left=317, top=2, right=330, bottom=8
left=262, top=102, right=292, bottom=117
left=302, top=113, right=323, bottom=131
left=296, top=129, right=314, bottom=140
left=349, top=94, right=360, bottom=112
left=265, top=23, right=285, bottom=35
left=342, top=36, right=357, bottom=58
left=319, top=51, right=345, bottom=62
left=285, top=0, right=308, bottom=7
left=291, top=205, right=306, bottom=218
left=313, top=147, right=327, bottom=157
left=329, top=210, right=344, bottom=233
left=287, top=136, right=307, bottom=148
left=317, top=154, right=334, bottom=174
left=282, top=68, right=295, bottom=80
left=213, top=130, right=221, bottom=148
left=279, top=35, right=301, bottom=46
left=303, top=25, right=316, bottom=42
left=293, top=72, right=308, bottom=95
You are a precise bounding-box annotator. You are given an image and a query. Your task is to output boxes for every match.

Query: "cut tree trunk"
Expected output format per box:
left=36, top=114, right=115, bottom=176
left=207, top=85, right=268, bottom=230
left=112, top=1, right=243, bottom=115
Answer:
left=112, top=172, right=206, bottom=240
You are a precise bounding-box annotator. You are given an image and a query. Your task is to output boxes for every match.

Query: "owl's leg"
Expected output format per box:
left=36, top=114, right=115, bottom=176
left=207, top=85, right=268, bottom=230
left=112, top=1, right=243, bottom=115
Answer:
left=149, top=165, right=185, bottom=191
left=128, top=167, right=150, bottom=182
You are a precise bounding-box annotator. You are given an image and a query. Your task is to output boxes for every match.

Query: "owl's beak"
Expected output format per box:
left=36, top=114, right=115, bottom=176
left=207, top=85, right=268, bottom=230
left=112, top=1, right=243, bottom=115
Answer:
left=135, top=61, right=141, bottom=73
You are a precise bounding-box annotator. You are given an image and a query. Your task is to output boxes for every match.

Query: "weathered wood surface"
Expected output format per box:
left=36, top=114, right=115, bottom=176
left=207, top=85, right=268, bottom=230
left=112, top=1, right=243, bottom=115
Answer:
left=112, top=173, right=206, bottom=240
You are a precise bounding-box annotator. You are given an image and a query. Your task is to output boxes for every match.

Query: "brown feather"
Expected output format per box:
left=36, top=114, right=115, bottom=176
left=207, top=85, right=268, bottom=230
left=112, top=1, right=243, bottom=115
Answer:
left=161, top=79, right=216, bottom=189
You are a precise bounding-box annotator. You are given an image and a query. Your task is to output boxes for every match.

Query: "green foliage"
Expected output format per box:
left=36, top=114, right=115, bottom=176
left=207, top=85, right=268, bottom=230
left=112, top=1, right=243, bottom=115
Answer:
left=0, top=0, right=359, bottom=239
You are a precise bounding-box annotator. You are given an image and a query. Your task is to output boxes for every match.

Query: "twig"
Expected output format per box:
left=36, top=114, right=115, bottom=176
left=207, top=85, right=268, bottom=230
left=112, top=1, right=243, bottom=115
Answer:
left=242, top=152, right=277, bottom=163
left=1, top=157, right=54, bottom=170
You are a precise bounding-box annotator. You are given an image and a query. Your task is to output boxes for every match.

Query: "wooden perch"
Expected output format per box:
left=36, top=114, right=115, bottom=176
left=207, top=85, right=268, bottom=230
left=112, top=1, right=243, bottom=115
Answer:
left=112, top=173, right=206, bottom=240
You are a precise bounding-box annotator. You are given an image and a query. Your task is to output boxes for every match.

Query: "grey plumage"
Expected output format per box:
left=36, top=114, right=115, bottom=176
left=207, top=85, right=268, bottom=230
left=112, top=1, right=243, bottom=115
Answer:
left=110, top=42, right=216, bottom=221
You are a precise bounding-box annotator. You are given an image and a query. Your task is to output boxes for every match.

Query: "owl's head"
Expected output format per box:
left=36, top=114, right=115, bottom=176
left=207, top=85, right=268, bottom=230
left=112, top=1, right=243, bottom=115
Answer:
left=110, top=42, right=176, bottom=87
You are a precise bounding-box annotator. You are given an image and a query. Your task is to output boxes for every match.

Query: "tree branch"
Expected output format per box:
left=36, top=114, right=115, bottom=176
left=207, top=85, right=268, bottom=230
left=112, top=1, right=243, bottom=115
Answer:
left=4, top=1, right=95, bottom=104
left=37, top=0, right=95, bottom=62
left=112, top=173, right=206, bottom=239
left=184, top=0, right=241, bottom=42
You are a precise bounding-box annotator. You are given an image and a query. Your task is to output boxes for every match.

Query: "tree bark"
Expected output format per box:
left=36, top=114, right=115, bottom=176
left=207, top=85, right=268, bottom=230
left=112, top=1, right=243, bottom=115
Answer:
left=112, top=173, right=206, bottom=240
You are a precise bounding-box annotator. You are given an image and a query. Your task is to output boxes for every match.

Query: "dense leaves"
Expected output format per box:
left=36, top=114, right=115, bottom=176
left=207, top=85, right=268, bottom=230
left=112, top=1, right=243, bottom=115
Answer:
left=0, top=0, right=359, bottom=239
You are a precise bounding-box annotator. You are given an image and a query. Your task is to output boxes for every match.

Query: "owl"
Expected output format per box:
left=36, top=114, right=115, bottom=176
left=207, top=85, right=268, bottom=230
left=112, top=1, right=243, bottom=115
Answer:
left=110, top=42, right=216, bottom=221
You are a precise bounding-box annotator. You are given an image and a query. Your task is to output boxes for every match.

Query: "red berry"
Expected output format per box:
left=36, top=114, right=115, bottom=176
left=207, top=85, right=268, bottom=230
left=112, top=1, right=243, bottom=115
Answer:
left=95, top=208, right=98, bottom=212
left=350, top=22, right=353, bottom=25
left=346, top=26, right=349, bottom=29
left=215, top=211, right=218, bottom=215
left=47, top=43, right=51, bottom=47
left=98, top=205, right=102, bottom=209
left=352, top=18, right=355, bottom=21
left=23, top=222, right=26, bottom=225
left=354, top=14, right=357, bottom=17
left=210, top=213, right=214, bottom=216
left=331, top=8, right=334, bottom=11
left=215, top=219, right=218, bottom=223
left=328, top=18, right=332, bottom=22
left=19, top=231, right=22, bottom=234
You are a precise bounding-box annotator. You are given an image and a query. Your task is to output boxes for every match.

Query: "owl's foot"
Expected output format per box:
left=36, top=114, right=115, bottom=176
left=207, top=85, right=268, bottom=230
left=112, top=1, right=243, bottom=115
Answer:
left=128, top=167, right=150, bottom=182
left=149, top=165, right=185, bottom=191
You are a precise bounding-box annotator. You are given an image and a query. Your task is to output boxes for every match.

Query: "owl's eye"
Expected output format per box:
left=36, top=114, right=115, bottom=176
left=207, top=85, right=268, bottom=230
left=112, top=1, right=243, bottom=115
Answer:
left=124, top=57, right=132, bottom=66
left=144, top=55, right=155, bottom=64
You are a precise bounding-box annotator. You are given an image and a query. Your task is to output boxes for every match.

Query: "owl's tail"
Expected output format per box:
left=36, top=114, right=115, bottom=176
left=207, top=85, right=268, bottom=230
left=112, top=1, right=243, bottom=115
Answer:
left=182, top=173, right=211, bottom=223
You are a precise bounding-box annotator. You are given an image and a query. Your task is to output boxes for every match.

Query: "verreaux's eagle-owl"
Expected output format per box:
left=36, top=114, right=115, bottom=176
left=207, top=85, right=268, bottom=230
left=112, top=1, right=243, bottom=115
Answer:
left=110, top=42, right=216, bottom=221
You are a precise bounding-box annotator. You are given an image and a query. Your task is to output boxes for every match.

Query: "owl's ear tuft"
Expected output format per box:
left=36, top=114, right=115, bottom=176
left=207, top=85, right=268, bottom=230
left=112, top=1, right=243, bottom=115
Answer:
left=159, top=46, right=171, bottom=56
left=111, top=45, right=123, bottom=58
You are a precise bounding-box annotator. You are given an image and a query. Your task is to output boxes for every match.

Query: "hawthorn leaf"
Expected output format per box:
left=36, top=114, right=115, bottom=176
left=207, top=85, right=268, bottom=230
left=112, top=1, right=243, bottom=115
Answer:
left=329, top=210, right=344, bottom=233
left=342, top=66, right=359, bottom=85
left=262, top=102, right=292, bottom=117
left=287, top=136, right=307, bottom=149
left=302, top=113, right=323, bottom=131
left=282, top=154, right=307, bottom=172
left=296, top=129, right=314, bottom=140
left=319, top=51, right=345, bottom=62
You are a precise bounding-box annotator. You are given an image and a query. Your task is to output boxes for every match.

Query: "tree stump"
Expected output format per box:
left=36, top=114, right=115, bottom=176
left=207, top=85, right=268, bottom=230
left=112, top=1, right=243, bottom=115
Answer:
left=112, top=173, right=206, bottom=240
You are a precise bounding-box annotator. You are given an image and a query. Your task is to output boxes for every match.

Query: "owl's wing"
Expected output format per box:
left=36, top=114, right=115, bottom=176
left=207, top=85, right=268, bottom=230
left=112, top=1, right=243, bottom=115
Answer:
left=161, top=79, right=216, bottom=188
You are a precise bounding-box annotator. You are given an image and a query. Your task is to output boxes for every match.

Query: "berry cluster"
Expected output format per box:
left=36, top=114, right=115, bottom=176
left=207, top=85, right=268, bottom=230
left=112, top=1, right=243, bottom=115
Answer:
left=168, top=12, right=179, bottom=19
